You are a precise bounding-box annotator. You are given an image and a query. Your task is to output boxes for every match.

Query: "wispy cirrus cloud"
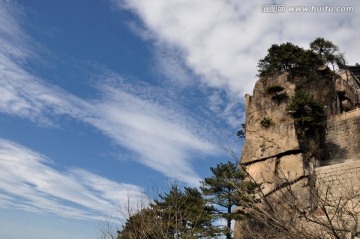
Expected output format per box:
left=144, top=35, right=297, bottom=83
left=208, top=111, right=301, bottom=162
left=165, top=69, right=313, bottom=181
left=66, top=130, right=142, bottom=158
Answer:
left=0, top=50, right=217, bottom=185
left=86, top=81, right=217, bottom=185
left=0, top=55, right=216, bottom=186
left=0, top=0, right=31, bottom=61
left=0, top=0, right=219, bottom=188
left=0, top=0, right=89, bottom=126
left=0, top=138, right=145, bottom=221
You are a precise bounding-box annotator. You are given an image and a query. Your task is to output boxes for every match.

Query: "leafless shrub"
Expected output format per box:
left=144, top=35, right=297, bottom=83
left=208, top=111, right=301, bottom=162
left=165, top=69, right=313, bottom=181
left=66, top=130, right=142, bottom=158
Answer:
left=233, top=167, right=360, bottom=239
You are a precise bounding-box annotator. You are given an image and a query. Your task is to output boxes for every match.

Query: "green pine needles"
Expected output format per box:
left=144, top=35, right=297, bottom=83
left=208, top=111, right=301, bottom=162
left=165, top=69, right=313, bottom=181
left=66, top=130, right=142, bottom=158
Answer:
left=287, top=89, right=326, bottom=134
left=258, top=38, right=341, bottom=77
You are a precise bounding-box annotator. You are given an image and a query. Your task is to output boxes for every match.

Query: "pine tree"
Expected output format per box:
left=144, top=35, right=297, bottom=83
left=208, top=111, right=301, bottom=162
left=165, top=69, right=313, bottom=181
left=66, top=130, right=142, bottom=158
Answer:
left=310, top=38, right=338, bottom=61
left=200, top=161, right=246, bottom=239
left=117, top=185, right=217, bottom=239
left=117, top=208, right=163, bottom=239
left=153, top=186, right=218, bottom=238
left=258, top=41, right=323, bottom=77
left=287, top=89, right=326, bottom=136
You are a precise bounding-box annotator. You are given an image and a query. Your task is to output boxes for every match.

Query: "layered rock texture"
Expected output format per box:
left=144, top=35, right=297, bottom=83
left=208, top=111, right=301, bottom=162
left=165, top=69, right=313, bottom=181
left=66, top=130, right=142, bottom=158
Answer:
left=241, top=65, right=360, bottom=192
left=241, top=72, right=302, bottom=196
left=235, top=65, right=360, bottom=238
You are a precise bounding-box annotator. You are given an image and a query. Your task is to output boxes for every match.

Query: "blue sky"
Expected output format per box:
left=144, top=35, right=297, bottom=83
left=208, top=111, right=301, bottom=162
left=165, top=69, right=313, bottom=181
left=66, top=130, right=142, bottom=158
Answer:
left=1, top=0, right=360, bottom=238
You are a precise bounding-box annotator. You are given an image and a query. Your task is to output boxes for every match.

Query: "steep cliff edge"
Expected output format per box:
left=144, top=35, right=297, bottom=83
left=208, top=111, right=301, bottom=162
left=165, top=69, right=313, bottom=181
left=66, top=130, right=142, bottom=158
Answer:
left=240, top=66, right=360, bottom=195
left=235, top=65, right=360, bottom=238
left=241, top=72, right=302, bottom=196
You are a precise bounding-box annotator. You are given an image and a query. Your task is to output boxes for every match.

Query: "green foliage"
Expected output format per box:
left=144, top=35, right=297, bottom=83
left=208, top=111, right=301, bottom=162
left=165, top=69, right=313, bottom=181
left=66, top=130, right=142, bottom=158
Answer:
left=336, top=53, right=347, bottom=69
left=257, top=39, right=336, bottom=76
left=310, top=38, right=338, bottom=61
left=117, top=208, right=162, bottom=239
left=260, top=117, right=272, bottom=128
left=266, top=85, right=288, bottom=105
left=201, top=161, right=244, bottom=209
left=153, top=186, right=217, bottom=238
left=118, top=186, right=218, bottom=239
left=287, top=89, right=326, bottom=135
left=258, top=42, right=318, bottom=76
left=292, top=49, right=323, bottom=76
left=201, top=161, right=248, bottom=239
left=237, top=124, right=246, bottom=138
left=310, top=37, right=340, bottom=70
left=116, top=162, right=260, bottom=239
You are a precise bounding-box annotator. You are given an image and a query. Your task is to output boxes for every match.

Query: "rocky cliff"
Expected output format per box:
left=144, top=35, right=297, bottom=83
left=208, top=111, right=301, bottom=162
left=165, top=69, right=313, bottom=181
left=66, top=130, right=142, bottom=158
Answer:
left=235, top=65, right=360, bottom=238
left=241, top=66, right=360, bottom=194
left=241, top=72, right=302, bottom=196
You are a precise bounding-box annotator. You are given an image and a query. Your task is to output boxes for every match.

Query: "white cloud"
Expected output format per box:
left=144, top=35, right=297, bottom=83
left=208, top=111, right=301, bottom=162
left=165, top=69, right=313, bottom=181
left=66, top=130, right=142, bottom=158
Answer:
left=86, top=83, right=218, bottom=185
left=0, top=54, right=218, bottom=185
left=0, top=46, right=217, bottom=185
left=109, top=0, right=360, bottom=129
left=0, top=0, right=220, bottom=186
left=0, top=0, right=90, bottom=126
left=0, top=59, right=90, bottom=126
left=154, top=47, right=195, bottom=87
left=0, top=0, right=31, bottom=60
left=112, top=0, right=360, bottom=96
left=0, top=138, right=145, bottom=221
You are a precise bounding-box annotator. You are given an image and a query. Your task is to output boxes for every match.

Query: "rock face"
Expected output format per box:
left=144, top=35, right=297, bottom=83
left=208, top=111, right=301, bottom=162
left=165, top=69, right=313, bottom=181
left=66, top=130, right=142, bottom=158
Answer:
left=242, top=73, right=298, bottom=163
left=324, top=109, right=360, bottom=166
left=335, top=68, right=360, bottom=112
left=241, top=72, right=305, bottom=196
left=235, top=66, right=360, bottom=239
left=240, top=67, right=360, bottom=195
left=235, top=72, right=310, bottom=239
